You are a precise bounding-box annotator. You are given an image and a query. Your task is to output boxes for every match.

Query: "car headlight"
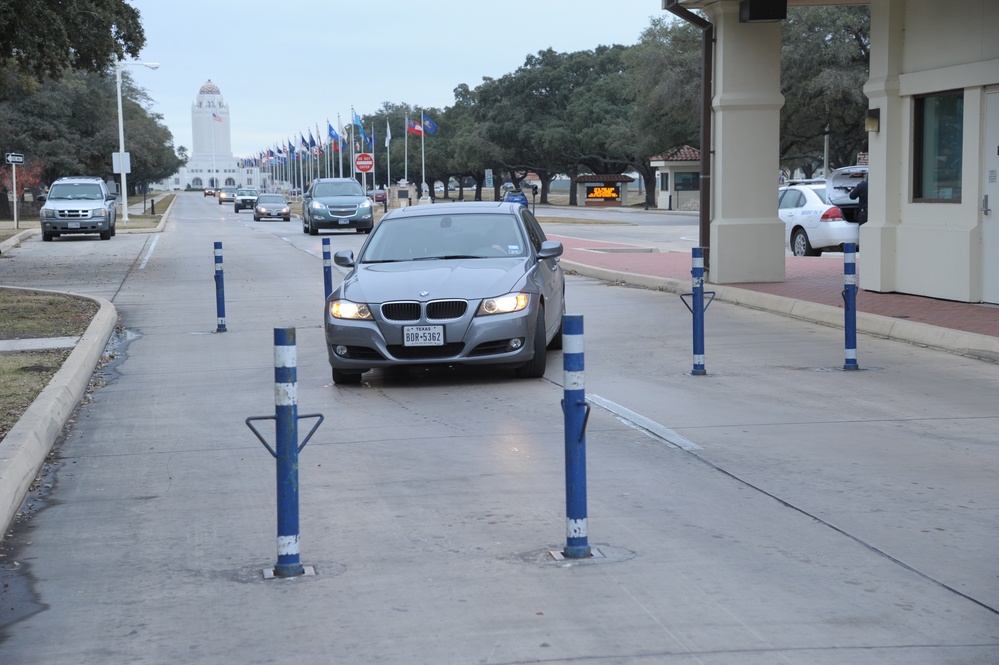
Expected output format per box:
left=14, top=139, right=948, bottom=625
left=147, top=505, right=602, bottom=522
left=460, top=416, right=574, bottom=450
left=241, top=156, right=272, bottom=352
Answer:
left=310, top=201, right=325, bottom=210
left=330, top=300, right=373, bottom=320
left=281, top=207, right=290, bottom=214
left=92, top=208, right=108, bottom=219
left=477, top=293, right=530, bottom=316
left=41, top=208, right=55, bottom=219
left=359, top=199, right=372, bottom=210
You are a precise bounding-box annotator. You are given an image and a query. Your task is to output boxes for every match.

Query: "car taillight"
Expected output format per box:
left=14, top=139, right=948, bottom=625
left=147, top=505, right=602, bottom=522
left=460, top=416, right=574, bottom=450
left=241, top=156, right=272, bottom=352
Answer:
left=821, top=206, right=844, bottom=221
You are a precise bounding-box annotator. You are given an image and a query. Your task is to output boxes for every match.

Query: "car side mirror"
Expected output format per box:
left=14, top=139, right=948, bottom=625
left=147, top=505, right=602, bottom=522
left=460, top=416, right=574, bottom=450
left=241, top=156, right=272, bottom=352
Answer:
left=537, top=240, right=563, bottom=260
left=333, top=249, right=355, bottom=268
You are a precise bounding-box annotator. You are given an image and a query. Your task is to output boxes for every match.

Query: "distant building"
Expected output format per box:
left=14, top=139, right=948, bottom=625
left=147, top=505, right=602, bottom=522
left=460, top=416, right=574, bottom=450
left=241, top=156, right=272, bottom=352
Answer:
left=155, top=80, right=260, bottom=191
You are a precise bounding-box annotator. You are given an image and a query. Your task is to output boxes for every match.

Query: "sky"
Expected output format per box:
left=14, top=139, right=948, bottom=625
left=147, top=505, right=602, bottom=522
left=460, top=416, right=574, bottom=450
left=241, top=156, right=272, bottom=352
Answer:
left=123, top=0, right=664, bottom=158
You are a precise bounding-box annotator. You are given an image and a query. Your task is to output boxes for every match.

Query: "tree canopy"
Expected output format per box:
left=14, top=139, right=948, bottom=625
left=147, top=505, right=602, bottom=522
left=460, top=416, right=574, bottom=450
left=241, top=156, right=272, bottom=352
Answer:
left=0, top=0, right=145, bottom=81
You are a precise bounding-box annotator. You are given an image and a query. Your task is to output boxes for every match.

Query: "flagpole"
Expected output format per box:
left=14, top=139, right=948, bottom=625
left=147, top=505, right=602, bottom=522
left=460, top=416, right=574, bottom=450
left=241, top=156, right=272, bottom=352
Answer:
left=404, top=115, right=409, bottom=184
left=337, top=114, right=344, bottom=178
left=420, top=110, right=426, bottom=197
left=371, top=123, right=377, bottom=189
left=386, top=119, right=392, bottom=189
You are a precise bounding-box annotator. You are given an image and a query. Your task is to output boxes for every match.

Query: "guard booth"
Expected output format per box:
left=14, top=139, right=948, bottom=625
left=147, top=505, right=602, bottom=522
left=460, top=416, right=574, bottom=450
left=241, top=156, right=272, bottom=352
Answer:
left=576, top=174, right=634, bottom=207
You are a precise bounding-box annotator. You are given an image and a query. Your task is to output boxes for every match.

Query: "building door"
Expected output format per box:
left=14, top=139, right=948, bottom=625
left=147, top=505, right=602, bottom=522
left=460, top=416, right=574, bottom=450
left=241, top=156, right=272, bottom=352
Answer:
left=984, top=91, right=999, bottom=303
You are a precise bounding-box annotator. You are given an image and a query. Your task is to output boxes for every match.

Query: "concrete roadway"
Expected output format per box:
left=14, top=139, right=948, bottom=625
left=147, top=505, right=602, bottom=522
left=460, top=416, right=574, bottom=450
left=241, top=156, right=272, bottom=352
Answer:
left=0, top=194, right=996, bottom=663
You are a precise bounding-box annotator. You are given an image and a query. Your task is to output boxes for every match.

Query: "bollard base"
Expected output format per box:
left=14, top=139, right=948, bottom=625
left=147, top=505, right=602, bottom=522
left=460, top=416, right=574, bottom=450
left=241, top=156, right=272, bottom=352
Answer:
left=550, top=547, right=602, bottom=561
left=691, top=368, right=707, bottom=376
left=843, top=364, right=860, bottom=371
left=263, top=565, right=315, bottom=580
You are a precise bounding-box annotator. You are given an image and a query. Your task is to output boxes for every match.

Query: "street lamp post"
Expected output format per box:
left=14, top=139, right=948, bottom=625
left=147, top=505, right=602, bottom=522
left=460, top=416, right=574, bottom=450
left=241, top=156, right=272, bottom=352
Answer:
left=115, top=60, right=159, bottom=225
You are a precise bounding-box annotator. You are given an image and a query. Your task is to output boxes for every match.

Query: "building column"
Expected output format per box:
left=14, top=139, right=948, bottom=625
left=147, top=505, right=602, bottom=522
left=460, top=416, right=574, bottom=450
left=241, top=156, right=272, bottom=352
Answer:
left=859, top=0, right=904, bottom=293
left=707, top=1, right=785, bottom=284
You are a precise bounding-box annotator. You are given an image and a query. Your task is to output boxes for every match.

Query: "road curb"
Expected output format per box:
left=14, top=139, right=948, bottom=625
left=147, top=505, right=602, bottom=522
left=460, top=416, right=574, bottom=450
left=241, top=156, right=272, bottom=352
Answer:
left=0, top=228, right=38, bottom=254
left=561, top=260, right=999, bottom=363
left=0, top=288, right=117, bottom=537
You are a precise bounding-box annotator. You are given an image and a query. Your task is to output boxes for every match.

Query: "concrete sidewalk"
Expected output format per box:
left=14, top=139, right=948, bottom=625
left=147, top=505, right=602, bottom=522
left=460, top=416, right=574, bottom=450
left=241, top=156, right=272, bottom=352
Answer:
left=555, top=234, right=999, bottom=361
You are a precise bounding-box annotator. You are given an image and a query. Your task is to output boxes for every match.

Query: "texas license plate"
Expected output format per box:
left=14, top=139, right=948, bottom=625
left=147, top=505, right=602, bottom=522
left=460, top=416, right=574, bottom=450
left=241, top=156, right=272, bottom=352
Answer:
left=403, top=325, right=444, bottom=346
left=68, top=221, right=80, bottom=229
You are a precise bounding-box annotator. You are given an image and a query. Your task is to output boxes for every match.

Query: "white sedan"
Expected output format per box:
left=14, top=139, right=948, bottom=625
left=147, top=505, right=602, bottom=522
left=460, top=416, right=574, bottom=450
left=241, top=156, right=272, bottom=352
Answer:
left=778, top=183, right=859, bottom=256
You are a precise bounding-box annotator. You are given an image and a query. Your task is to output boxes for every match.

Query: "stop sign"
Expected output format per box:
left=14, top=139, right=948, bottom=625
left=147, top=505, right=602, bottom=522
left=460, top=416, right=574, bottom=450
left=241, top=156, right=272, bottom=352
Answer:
left=355, top=153, right=374, bottom=173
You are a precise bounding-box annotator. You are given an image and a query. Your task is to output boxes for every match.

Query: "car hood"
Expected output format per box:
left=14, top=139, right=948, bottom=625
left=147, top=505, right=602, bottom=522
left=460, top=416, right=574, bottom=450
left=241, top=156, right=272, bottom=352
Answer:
left=341, top=259, right=532, bottom=302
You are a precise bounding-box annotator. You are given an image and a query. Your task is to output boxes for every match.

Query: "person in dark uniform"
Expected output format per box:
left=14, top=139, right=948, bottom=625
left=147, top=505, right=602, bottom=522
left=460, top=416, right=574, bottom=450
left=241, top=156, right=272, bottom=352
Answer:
left=849, top=177, right=868, bottom=224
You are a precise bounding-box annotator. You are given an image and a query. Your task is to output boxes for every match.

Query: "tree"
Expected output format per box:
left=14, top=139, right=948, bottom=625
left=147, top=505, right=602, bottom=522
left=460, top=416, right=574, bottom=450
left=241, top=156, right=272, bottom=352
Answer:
left=0, top=69, right=183, bottom=194
left=624, top=18, right=702, bottom=204
left=780, top=6, right=870, bottom=174
left=0, top=0, right=145, bottom=81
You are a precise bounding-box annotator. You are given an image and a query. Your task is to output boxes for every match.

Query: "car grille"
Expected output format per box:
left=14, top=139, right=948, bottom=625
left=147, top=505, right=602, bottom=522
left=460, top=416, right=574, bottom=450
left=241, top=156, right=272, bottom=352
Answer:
left=327, top=204, right=358, bottom=217
left=380, top=300, right=467, bottom=322
left=54, top=209, right=94, bottom=219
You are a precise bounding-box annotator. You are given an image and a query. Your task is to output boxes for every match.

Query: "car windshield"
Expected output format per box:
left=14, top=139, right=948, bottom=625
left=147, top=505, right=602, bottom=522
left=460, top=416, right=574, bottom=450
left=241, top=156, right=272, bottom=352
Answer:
left=312, top=182, right=364, bottom=197
left=47, top=183, right=103, bottom=200
left=257, top=195, right=285, bottom=204
left=237, top=190, right=257, bottom=196
left=360, top=214, right=528, bottom=262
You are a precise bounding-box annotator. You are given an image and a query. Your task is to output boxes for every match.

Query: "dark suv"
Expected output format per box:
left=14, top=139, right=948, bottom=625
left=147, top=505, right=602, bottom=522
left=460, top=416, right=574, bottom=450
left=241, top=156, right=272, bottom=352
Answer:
left=301, top=178, right=374, bottom=235
left=39, top=176, right=117, bottom=241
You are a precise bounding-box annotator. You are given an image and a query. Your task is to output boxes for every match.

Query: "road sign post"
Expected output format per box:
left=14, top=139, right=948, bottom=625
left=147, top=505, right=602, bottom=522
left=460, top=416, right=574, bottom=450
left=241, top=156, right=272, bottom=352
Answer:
left=5, top=153, right=23, bottom=230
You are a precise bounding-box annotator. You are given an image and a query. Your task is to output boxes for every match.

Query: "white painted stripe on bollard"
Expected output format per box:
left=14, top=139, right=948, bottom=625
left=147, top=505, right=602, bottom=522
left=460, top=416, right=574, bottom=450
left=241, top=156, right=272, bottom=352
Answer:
left=275, top=382, right=297, bottom=406
left=277, top=534, right=300, bottom=556
left=563, top=333, right=584, bottom=355
left=567, top=518, right=587, bottom=538
left=274, top=345, right=296, bottom=368
left=564, top=370, right=585, bottom=391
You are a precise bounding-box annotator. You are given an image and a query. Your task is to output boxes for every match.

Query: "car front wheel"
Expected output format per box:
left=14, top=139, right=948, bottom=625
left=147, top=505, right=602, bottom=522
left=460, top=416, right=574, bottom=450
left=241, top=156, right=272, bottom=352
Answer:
left=332, top=367, right=363, bottom=385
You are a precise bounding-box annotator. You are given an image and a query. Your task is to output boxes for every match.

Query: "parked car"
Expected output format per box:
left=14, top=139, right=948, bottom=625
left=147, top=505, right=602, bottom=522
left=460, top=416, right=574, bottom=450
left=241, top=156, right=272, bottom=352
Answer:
left=217, top=187, right=237, bottom=204
left=367, top=188, right=387, bottom=203
left=233, top=188, right=259, bottom=212
left=39, top=176, right=117, bottom=241
left=302, top=178, right=374, bottom=235
left=826, top=165, right=869, bottom=223
left=324, top=201, right=565, bottom=385
left=778, top=183, right=858, bottom=256
left=501, top=190, right=529, bottom=207
left=253, top=194, right=291, bottom=221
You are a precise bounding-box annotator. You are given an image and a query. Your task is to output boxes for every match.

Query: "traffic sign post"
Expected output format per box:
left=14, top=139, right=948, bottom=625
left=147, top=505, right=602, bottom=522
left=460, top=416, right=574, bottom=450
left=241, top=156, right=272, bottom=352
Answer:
left=354, top=153, right=374, bottom=193
left=5, top=154, right=23, bottom=229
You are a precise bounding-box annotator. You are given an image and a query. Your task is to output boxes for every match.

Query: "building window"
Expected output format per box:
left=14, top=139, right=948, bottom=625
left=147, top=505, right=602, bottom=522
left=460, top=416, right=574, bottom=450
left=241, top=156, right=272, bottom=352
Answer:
left=913, top=90, right=963, bottom=202
left=675, top=171, right=699, bottom=191
left=659, top=172, right=669, bottom=191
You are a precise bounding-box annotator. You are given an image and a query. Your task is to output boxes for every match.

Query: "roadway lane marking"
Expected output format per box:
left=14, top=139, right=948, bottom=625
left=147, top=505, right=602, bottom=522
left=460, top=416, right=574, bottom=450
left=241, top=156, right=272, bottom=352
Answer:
left=587, top=394, right=703, bottom=451
left=139, top=235, right=159, bottom=270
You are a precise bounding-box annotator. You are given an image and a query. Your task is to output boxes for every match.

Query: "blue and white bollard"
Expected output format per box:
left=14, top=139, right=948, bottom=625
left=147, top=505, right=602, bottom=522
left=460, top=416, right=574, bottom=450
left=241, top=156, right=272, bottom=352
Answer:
left=690, top=247, right=707, bottom=375
left=561, top=314, right=591, bottom=559
left=273, top=328, right=304, bottom=576
left=213, top=241, right=227, bottom=333
left=322, top=238, right=333, bottom=300
left=246, top=329, right=323, bottom=579
left=842, top=243, right=859, bottom=370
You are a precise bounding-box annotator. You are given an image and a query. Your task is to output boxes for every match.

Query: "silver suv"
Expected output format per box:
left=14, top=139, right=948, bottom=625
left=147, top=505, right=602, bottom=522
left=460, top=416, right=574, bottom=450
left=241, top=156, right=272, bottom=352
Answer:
left=40, top=176, right=117, bottom=241
left=301, top=178, right=374, bottom=235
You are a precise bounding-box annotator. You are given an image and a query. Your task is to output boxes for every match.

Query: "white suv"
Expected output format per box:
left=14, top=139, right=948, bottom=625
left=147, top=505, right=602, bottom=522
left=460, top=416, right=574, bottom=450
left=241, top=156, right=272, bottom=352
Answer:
left=40, top=176, right=117, bottom=241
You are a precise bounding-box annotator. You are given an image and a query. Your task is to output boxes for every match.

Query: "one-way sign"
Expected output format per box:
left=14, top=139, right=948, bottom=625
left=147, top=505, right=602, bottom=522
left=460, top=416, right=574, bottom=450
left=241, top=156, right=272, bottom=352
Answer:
left=5, top=152, right=24, bottom=164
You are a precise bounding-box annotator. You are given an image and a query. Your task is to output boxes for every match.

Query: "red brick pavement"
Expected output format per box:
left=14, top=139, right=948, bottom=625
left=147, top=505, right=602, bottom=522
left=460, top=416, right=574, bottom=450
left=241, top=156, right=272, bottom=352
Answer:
left=553, top=234, right=999, bottom=340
